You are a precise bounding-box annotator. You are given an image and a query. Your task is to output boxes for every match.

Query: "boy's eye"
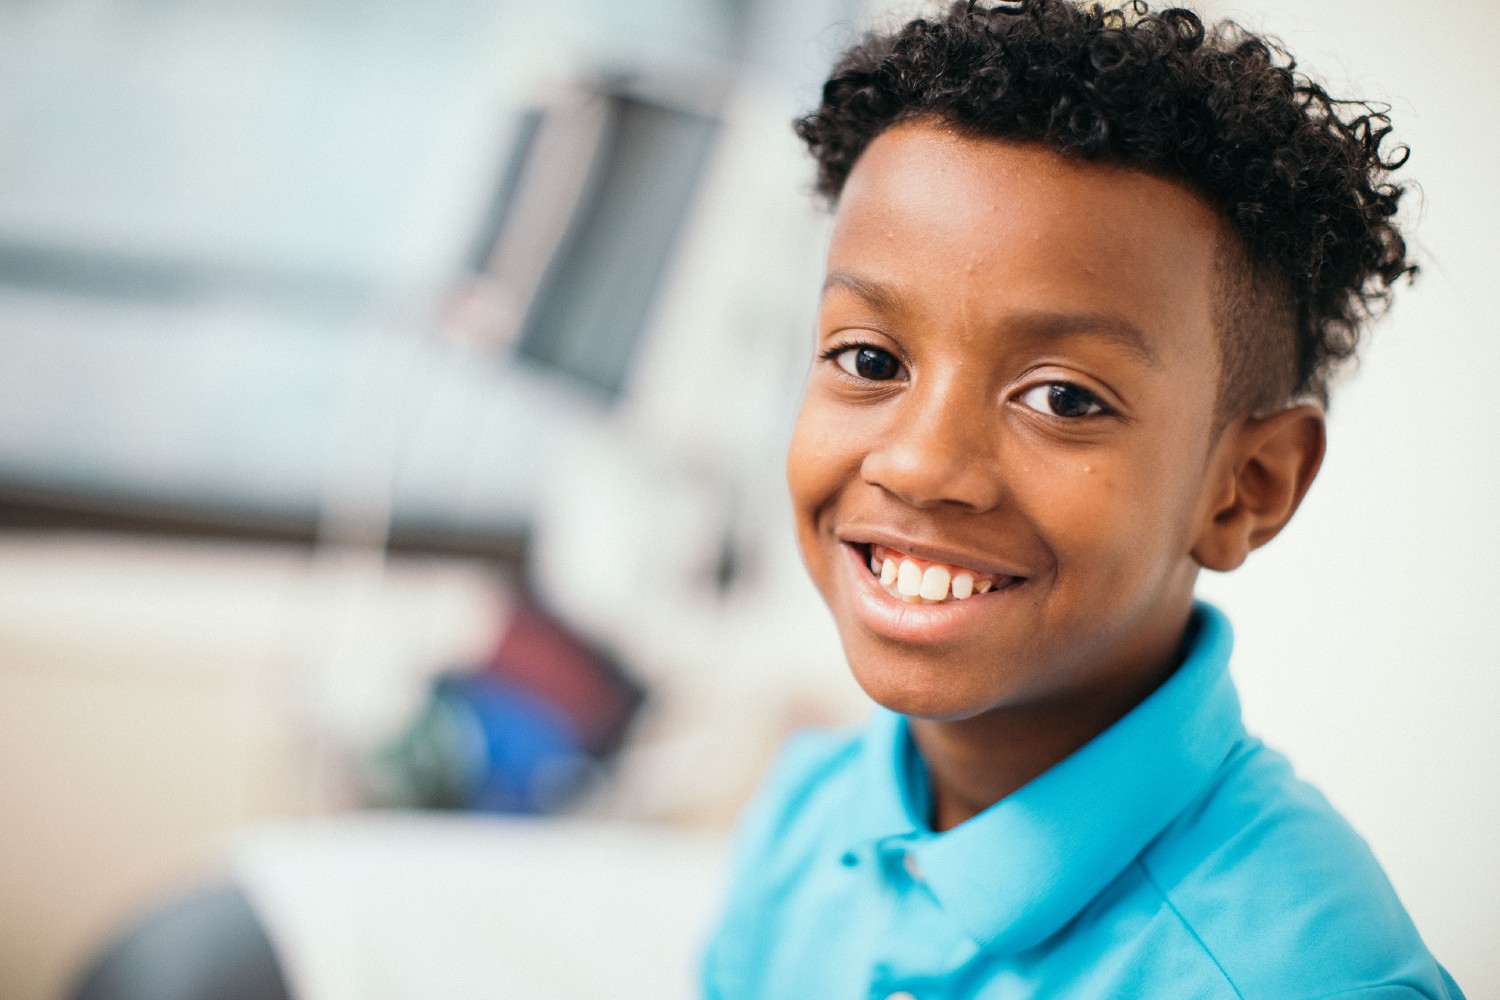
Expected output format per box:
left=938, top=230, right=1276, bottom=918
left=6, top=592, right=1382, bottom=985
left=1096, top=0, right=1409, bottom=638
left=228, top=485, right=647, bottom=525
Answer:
left=833, top=346, right=903, bottom=381
left=1018, top=382, right=1107, bottom=418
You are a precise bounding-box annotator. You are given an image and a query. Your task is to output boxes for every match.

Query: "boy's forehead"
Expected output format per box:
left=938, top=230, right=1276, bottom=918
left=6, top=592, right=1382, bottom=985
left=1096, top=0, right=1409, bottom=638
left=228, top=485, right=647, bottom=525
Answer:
left=825, top=121, right=1230, bottom=360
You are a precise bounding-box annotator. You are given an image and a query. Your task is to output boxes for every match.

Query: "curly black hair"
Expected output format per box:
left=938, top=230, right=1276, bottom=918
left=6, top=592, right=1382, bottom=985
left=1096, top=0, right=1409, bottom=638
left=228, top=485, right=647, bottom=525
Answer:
left=795, top=0, right=1415, bottom=417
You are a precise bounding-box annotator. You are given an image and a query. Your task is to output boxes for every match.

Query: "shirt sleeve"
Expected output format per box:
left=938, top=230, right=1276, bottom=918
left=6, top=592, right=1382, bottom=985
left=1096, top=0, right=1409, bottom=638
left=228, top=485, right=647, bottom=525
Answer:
left=699, top=727, right=854, bottom=999
left=1315, top=975, right=1468, bottom=1000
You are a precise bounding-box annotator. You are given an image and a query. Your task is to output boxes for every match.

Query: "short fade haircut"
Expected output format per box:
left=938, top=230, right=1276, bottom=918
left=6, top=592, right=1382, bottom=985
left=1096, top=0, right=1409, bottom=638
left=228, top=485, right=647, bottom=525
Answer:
left=795, top=0, right=1416, bottom=421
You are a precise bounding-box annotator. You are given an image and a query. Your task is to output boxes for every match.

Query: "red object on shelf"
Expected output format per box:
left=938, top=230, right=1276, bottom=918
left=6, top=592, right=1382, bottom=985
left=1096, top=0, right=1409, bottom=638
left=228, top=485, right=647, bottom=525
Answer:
left=485, top=598, right=644, bottom=757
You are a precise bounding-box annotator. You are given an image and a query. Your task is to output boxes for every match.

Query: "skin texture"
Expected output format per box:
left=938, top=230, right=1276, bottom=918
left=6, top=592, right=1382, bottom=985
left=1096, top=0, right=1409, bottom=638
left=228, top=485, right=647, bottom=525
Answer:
left=786, top=121, right=1325, bottom=831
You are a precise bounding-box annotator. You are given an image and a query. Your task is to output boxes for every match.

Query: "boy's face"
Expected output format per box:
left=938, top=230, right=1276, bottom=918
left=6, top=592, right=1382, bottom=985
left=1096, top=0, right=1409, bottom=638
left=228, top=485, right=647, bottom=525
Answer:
left=788, top=121, right=1236, bottom=722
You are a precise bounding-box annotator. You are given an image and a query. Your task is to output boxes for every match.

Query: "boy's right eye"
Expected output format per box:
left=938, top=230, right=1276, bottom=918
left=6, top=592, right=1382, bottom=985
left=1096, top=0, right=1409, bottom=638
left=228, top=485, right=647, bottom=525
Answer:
left=832, top=345, right=904, bottom=381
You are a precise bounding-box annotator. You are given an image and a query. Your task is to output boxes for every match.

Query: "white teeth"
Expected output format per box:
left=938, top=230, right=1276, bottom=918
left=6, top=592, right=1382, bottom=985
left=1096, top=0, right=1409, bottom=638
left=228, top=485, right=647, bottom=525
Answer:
left=919, top=564, right=950, bottom=601
left=951, top=572, right=974, bottom=600
left=871, top=545, right=1006, bottom=603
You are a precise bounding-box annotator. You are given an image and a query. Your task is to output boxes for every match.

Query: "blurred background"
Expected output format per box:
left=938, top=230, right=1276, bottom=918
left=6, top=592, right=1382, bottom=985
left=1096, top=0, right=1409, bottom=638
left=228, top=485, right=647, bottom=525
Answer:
left=0, top=0, right=1493, bottom=998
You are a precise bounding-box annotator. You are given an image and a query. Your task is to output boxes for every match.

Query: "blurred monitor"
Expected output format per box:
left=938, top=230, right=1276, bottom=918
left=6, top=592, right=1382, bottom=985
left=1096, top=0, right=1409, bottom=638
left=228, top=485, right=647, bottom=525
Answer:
left=464, top=82, right=721, bottom=401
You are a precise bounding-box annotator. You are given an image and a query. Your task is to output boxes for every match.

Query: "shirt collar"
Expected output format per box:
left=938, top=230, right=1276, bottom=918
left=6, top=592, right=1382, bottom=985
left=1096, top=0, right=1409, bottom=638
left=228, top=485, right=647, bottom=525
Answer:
left=849, top=601, right=1246, bottom=954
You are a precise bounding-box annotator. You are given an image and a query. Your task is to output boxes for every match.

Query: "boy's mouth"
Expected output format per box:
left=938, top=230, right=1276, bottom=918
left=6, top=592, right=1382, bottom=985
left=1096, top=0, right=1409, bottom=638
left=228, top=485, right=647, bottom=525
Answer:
left=860, top=543, right=1019, bottom=605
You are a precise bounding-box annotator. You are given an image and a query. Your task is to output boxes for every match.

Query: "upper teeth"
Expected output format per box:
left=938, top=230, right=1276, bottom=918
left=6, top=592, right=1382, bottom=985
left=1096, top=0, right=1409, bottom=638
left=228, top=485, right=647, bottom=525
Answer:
left=868, top=544, right=1002, bottom=604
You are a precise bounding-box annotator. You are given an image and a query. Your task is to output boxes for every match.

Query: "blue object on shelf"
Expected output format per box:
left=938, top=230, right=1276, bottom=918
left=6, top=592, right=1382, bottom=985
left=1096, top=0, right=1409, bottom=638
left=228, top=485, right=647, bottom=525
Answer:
left=373, top=672, right=592, bottom=815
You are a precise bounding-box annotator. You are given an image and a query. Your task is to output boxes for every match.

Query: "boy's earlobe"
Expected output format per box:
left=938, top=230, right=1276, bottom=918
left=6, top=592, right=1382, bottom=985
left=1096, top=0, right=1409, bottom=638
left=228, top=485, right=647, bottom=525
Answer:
left=1192, top=404, right=1326, bottom=572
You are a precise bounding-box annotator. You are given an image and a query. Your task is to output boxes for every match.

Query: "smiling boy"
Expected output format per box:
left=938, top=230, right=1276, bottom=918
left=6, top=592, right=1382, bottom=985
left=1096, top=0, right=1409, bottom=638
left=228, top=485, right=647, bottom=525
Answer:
left=701, top=2, right=1465, bottom=998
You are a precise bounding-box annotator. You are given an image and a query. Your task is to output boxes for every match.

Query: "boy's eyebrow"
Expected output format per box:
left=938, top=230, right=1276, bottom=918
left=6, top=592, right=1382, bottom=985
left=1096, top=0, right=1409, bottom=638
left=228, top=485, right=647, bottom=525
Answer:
left=1010, top=310, right=1164, bottom=369
left=822, top=270, right=1164, bottom=369
left=822, top=270, right=904, bottom=314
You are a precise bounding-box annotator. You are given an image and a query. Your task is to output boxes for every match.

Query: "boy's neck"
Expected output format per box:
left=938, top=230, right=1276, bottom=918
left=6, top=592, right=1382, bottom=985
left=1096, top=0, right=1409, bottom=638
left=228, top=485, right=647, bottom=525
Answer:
left=909, top=611, right=1197, bottom=832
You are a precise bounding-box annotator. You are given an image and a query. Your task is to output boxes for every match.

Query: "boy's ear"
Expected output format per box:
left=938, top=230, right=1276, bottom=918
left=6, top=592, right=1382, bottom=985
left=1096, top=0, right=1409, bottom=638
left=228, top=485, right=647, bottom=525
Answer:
left=1191, top=404, right=1326, bottom=572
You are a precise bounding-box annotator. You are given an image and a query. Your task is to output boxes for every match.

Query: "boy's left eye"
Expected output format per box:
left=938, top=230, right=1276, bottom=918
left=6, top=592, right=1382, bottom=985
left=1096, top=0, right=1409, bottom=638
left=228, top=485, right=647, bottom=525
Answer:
left=1018, top=382, right=1108, bottom=418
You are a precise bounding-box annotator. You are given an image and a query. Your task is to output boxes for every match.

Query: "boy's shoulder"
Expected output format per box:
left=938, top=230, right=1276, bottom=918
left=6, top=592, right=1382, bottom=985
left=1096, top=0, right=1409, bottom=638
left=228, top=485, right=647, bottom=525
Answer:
left=1138, top=737, right=1461, bottom=999
left=721, top=724, right=864, bottom=880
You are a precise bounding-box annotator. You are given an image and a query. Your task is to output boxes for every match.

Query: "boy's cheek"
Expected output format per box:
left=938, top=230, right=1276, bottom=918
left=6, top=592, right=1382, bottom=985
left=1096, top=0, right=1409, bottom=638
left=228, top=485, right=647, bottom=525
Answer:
left=1045, top=473, right=1202, bottom=588
left=784, top=423, right=838, bottom=558
left=785, top=406, right=863, bottom=509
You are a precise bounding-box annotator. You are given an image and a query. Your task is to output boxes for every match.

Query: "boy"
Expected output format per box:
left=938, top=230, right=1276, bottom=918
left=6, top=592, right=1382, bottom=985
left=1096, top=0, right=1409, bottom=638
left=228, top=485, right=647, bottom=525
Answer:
left=702, top=1, right=1466, bottom=998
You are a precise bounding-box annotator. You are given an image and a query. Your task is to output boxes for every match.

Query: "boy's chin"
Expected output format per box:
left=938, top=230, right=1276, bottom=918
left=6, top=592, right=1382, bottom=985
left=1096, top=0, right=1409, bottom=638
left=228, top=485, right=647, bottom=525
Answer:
left=843, top=646, right=1034, bottom=723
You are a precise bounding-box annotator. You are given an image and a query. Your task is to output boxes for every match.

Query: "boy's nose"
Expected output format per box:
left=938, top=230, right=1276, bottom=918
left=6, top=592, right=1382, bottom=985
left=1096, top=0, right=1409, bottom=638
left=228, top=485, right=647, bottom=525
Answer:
left=860, top=383, right=1004, bottom=512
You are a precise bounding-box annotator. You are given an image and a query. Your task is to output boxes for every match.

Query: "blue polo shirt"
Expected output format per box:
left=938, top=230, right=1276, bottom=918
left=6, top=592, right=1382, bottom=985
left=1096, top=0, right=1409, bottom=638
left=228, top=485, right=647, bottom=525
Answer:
left=703, top=603, right=1464, bottom=999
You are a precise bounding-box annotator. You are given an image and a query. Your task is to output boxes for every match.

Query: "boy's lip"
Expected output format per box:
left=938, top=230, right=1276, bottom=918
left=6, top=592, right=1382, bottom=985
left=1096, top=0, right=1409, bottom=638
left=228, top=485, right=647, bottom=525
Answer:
left=837, top=539, right=1027, bottom=646
left=836, top=527, right=1028, bottom=580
